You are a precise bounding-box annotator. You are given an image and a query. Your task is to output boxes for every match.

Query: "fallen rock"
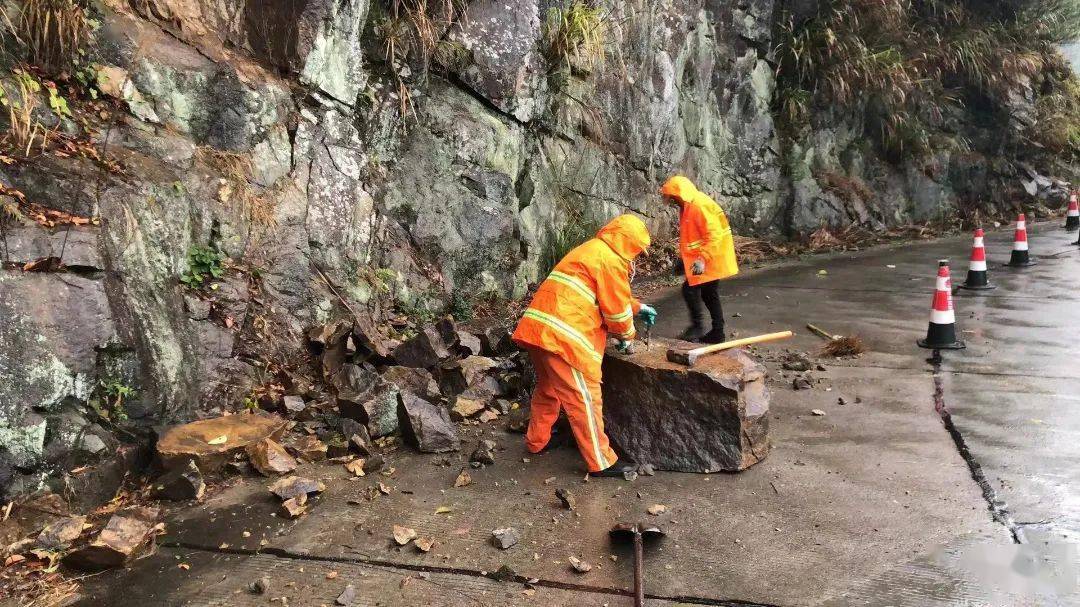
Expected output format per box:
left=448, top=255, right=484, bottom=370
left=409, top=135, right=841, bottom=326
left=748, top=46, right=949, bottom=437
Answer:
left=282, top=396, right=307, bottom=414
left=391, top=325, right=452, bottom=369
left=380, top=366, right=442, bottom=401
left=414, top=537, right=435, bottom=553
left=335, top=583, right=357, bottom=606
left=245, top=438, right=298, bottom=476
left=151, top=460, right=206, bottom=501
left=470, top=440, right=496, bottom=466
left=478, top=409, right=500, bottom=423
left=647, top=504, right=667, bottom=515
left=555, top=488, right=575, bottom=510
left=491, top=527, right=519, bottom=550
left=36, top=516, right=87, bottom=550
left=492, top=564, right=517, bottom=581
left=335, top=364, right=400, bottom=438
left=363, top=455, right=385, bottom=474
left=398, top=393, right=460, bottom=453
left=281, top=494, right=308, bottom=518
left=308, top=319, right=353, bottom=380
left=506, top=408, right=529, bottom=433
left=793, top=375, right=813, bottom=390
left=477, top=324, right=513, bottom=356
left=456, top=331, right=482, bottom=356
left=454, top=469, right=472, bottom=487
left=811, top=409, right=826, bottom=416
left=450, top=395, right=488, bottom=420
left=341, top=418, right=373, bottom=456
left=289, top=435, right=328, bottom=462
left=157, top=412, right=289, bottom=472
left=249, top=577, right=271, bottom=595
left=268, top=476, right=326, bottom=501
left=353, top=315, right=394, bottom=359
left=65, top=507, right=159, bottom=571
left=638, top=463, right=656, bottom=476
left=602, top=339, right=771, bottom=473
left=568, top=556, right=592, bottom=573
left=393, top=525, right=417, bottom=546
left=781, top=352, right=813, bottom=372
left=439, top=356, right=502, bottom=397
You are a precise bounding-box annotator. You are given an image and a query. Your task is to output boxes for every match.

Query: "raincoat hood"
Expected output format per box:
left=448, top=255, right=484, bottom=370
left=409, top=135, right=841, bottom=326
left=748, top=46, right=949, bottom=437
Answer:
left=659, top=175, right=699, bottom=204
left=596, top=214, right=651, bottom=261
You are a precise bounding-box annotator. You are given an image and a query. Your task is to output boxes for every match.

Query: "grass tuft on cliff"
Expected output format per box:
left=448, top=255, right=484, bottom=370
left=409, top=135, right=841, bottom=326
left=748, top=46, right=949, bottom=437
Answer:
left=774, top=0, right=1080, bottom=162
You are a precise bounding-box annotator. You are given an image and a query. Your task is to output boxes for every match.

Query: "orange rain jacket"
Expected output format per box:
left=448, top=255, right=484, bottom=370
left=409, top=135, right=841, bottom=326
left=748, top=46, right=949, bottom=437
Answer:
left=660, top=175, right=739, bottom=286
left=512, top=214, right=651, bottom=382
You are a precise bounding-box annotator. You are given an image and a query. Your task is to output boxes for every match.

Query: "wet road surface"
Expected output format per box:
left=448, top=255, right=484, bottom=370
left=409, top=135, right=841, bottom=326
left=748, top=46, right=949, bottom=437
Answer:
left=78, top=222, right=1080, bottom=606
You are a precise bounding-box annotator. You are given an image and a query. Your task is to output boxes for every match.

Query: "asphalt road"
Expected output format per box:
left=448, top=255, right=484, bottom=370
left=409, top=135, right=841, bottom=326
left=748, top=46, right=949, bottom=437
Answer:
left=76, top=221, right=1080, bottom=606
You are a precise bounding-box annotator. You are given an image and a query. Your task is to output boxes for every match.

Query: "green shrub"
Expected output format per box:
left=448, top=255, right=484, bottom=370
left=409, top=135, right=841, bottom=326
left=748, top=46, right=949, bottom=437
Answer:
left=539, top=213, right=600, bottom=277
left=180, top=245, right=225, bottom=287
left=544, top=2, right=606, bottom=69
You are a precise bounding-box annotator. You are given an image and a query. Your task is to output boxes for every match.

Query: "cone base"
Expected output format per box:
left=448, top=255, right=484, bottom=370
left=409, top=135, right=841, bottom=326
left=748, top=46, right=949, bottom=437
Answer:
left=958, top=282, right=996, bottom=291
left=1066, top=226, right=1079, bottom=232
left=917, top=338, right=966, bottom=350
left=1005, top=260, right=1038, bottom=267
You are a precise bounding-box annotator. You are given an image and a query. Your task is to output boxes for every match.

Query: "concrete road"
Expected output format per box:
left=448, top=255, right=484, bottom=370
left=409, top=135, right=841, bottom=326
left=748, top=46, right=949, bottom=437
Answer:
left=77, top=223, right=1080, bottom=606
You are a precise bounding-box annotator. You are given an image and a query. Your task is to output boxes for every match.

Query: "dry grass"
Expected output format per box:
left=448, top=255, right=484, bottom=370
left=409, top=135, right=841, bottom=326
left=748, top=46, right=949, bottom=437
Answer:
left=1, top=73, right=55, bottom=158
left=18, top=0, right=88, bottom=73
left=544, top=2, right=607, bottom=69
left=198, top=148, right=276, bottom=228
left=820, top=335, right=866, bottom=357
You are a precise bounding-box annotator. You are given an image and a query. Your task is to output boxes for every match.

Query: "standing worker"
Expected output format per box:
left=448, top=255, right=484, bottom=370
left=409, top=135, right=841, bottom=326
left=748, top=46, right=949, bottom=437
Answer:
left=660, top=175, right=738, bottom=343
left=512, top=214, right=657, bottom=478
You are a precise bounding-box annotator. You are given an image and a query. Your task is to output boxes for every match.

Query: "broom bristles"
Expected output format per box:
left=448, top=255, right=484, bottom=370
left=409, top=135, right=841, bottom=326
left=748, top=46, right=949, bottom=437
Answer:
left=820, top=335, right=865, bottom=357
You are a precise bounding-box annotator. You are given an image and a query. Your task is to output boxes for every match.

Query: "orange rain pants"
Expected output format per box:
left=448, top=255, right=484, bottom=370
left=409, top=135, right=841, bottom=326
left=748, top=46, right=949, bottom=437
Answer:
left=524, top=347, right=617, bottom=473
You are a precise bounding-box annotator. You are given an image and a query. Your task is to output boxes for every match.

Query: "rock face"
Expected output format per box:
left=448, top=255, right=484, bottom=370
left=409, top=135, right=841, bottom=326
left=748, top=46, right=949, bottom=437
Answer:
left=601, top=339, right=771, bottom=472
left=152, top=460, right=206, bottom=501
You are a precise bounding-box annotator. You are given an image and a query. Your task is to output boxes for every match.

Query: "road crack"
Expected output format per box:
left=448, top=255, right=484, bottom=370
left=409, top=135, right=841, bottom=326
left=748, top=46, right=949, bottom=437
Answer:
left=929, top=355, right=1024, bottom=544
left=162, top=540, right=785, bottom=607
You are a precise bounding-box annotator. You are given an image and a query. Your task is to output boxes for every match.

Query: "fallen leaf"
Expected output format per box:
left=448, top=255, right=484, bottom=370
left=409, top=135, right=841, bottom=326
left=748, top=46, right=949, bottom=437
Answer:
left=178, top=563, right=190, bottom=570
left=207, top=435, right=228, bottom=445
left=647, top=504, right=666, bottom=516
left=4, top=554, right=26, bottom=567
left=453, top=470, right=471, bottom=488
left=344, top=459, right=366, bottom=477
left=378, top=482, right=391, bottom=495
left=435, top=506, right=453, bottom=514
left=393, top=525, right=417, bottom=546
left=811, top=409, right=826, bottom=416
left=326, top=571, right=338, bottom=579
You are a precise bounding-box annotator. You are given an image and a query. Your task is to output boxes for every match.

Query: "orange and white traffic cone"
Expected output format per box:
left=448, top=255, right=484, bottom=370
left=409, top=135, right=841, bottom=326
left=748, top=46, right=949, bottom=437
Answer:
left=959, top=228, right=995, bottom=291
left=1005, top=213, right=1036, bottom=267
left=917, top=260, right=965, bottom=350
left=1066, top=192, right=1080, bottom=232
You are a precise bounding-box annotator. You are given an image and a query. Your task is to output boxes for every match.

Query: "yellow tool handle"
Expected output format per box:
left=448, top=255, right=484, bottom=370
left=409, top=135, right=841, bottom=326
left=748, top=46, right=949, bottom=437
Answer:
left=685, top=330, right=794, bottom=357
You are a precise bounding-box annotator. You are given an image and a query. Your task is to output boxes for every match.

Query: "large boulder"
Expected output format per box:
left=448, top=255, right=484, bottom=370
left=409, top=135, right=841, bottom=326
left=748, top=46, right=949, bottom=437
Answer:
left=600, top=339, right=770, bottom=472
left=156, top=412, right=289, bottom=471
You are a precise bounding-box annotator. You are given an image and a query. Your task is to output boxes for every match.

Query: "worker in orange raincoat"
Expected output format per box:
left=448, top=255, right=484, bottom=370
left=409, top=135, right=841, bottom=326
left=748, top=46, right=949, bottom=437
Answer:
left=660, top=175, right=739, bottom=343
left=512, top=214, right=657, bottom=477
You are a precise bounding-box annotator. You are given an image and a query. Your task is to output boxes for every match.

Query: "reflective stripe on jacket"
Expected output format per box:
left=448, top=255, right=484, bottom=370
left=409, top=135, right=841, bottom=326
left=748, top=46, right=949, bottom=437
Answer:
left=661, top=175, right=738, bottom=286
left=512, top=214, right=650, bottom=382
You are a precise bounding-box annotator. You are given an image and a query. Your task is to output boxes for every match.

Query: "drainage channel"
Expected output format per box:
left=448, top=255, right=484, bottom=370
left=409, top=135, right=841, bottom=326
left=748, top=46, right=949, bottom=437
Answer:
left=164, top=541, right=784, bottom=607
left=928, top=356, right=1024, bottom=545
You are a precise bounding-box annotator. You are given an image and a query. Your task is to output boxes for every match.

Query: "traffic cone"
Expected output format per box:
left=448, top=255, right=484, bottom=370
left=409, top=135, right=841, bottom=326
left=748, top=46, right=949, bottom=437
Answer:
left=1067, top=192, right=1080, bottom=231
left=959, top=228, right=995, bottom=290
left=917, top=260, right=965, bottom=350
left=1005, top=213, right=1036, bottom=267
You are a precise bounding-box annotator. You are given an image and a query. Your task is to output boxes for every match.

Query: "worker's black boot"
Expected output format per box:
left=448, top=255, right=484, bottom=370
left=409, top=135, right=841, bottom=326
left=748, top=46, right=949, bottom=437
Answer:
left=588, top=459, right=637, bottom=478
left=700, top=326, right=726, bottom=344
left=680, top=281, right=706, bottom=341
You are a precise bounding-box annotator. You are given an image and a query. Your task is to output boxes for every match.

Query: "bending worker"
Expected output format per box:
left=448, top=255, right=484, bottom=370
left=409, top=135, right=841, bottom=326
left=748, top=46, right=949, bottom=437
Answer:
left=660, top=175, right=738, bottom=343
left=512, top=214, right=657, bottom=478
